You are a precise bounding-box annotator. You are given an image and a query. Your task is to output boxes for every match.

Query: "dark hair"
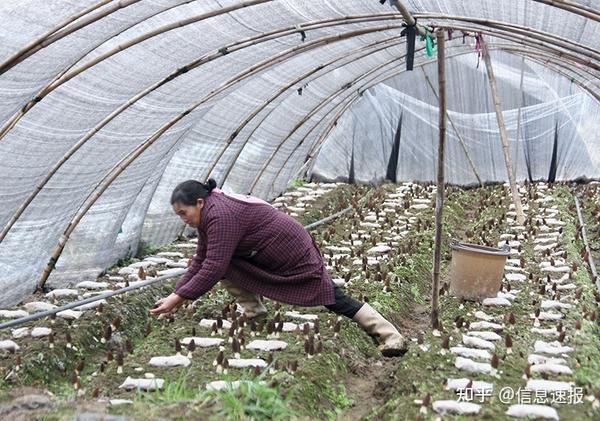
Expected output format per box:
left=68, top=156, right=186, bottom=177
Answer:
left=170, top=179, right=217, bottom=205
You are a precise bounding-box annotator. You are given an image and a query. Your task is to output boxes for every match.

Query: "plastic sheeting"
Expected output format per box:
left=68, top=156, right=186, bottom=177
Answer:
left=0, top=0, right=598, bottom=307
left=312, top=51, right=600, bottom=185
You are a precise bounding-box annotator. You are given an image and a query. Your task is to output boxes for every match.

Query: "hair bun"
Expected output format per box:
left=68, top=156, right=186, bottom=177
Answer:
left=206, top=178, right=217, bottom=192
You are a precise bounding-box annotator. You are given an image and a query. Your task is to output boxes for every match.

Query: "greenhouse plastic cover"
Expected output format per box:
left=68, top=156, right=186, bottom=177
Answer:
left=0, top=0, right=598, bottom=307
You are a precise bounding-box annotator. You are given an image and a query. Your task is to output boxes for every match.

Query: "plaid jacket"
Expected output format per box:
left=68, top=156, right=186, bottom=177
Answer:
left=175, top=190, right=335, bottom=306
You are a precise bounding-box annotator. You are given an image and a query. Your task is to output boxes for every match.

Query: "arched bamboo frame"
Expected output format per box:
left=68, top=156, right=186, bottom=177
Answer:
left=40, top=31, right=596, bottom=288
left=35, top=23, right=409, bottom=288
left=0, top=4, right=597, bottom=142
left=0, top=5, right=593, bottom=285
left=0, top=14, right=410, bottom=244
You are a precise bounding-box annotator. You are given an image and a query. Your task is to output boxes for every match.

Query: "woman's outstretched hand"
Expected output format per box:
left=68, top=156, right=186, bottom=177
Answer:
left=149, top=292, right=187, bottom=315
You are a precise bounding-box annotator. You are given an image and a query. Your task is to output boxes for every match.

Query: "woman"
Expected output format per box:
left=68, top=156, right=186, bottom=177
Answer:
left=150, top=179, right=407, bottom=357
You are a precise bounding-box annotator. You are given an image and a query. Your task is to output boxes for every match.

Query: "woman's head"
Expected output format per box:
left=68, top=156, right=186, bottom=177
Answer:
left=171, top=179, right=217, bottom=228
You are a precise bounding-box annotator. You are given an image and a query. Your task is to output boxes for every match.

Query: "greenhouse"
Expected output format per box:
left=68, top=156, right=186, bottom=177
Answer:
left=0, top=0, right=599, bottom=419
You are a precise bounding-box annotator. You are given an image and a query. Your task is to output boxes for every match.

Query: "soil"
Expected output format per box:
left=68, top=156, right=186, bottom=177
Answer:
left=341, top=303, right=431, bottom=420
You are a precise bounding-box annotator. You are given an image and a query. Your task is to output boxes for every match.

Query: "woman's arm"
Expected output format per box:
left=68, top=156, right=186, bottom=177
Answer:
left=174, top=234, right=207, bottom=290
left=174, top=212, right=243, bottom=300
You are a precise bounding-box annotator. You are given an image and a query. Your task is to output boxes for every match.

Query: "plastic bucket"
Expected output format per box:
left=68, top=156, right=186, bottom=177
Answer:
left=449, top=241, right=510, bottom=300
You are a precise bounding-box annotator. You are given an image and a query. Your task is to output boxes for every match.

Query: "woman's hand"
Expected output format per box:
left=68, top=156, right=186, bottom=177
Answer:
left=149, top=293, right=187, bottom=315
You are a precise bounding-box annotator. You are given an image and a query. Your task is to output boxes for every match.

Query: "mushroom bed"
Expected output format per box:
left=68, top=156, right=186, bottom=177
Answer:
left=0, top=181, right=599, bottom=420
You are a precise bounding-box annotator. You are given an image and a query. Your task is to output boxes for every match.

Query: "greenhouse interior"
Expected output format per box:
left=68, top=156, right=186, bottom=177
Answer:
left=0, top=0, right=599, bottom=419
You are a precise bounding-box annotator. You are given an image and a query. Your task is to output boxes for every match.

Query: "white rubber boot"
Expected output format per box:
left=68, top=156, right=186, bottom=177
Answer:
left=220, top=279, right=268, bottom=320
left=352, top=303, right=408, bottom=357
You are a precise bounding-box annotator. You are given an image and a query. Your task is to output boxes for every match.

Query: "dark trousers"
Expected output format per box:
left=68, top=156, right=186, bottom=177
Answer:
left=324, top=285, right=364, bottom=319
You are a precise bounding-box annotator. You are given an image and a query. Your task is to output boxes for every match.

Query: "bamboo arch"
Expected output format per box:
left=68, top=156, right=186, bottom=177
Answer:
left=1, top=4, right=598, bottom=142
left=39, top=32, right=595, bottom=289
left=0, top=14, right=410, bottom=244
left=3, top=10, right=598, bottom=245
left=0, top=11, right=590, bottom=286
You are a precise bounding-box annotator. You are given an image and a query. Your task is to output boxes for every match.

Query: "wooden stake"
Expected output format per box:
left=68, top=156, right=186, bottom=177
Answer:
left=514, top=57, right=526, bottom=180
left=481, top=38, right=526, bottom=225
left=431, top=30, right=446, bottom=330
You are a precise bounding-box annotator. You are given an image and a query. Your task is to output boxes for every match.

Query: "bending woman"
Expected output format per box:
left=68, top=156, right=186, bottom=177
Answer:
left=150, top=179, right=407, bottom=357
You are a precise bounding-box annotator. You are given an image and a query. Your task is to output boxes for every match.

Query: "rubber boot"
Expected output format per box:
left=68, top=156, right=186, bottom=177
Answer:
left=220, top=279, right=268, bottom=320
left=352, top=303, right=408, bottom=357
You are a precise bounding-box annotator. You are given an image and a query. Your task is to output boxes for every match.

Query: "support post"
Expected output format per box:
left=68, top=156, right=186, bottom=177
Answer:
left=514, top=56, right=526, bottom=179
left=431, top=29, right=446, bottom=330
left=481, top=38, right=526, bottom=225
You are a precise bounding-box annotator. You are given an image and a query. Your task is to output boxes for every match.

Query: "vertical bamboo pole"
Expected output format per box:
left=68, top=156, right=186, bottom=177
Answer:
left=431, top=30, right=445, bottom=330
left=481, top=38, right=526, bottom=225
left=514, top=56, right=526, bottom=180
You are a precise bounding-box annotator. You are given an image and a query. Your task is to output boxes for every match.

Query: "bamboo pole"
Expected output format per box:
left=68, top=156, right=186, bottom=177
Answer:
left=421, top=67, right=483, bottom=187
left=431, top=30, right=446, bottom=330
left=514, top=57, right=526, bottom=180
left=0, top=0, right=116, bottom=74
left=481, top=38, right=526, bottom=225
left=574, top=195, right=599, bottom=290
left=532, top=0, right=600, bottom=21
left=35, top=24, right=405, bottom=288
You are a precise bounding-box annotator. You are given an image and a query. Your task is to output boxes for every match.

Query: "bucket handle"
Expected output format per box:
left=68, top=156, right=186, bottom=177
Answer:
left=451, top=239, right=511, bottom=254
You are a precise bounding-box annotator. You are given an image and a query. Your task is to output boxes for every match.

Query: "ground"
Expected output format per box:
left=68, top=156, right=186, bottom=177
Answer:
left=0, top=180, right=599, bottom=420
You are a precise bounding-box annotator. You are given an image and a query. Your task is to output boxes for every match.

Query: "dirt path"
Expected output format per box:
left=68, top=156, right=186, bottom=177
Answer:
left=341, top=304, right=430, bottom=420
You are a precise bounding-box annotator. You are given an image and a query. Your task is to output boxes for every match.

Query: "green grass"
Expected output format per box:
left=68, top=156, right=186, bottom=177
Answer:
left=195, top=376, right=292, bottom=421
left=289, top=178, right=307, bottom=188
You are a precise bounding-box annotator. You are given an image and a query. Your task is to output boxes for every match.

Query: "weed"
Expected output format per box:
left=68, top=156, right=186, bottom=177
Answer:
left=196, top=377, right=292, bottom=421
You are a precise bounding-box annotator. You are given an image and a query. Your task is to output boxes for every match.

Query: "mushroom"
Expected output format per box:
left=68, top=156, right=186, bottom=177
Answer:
left=116, top=350, right=124, bottom=374
left=187, top=339, right=196, bottom=359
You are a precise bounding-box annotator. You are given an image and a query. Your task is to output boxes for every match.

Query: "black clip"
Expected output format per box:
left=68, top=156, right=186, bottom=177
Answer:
left=401, top=18, right=417, bottom=71
left=295, top=25, right=306, bottom=42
